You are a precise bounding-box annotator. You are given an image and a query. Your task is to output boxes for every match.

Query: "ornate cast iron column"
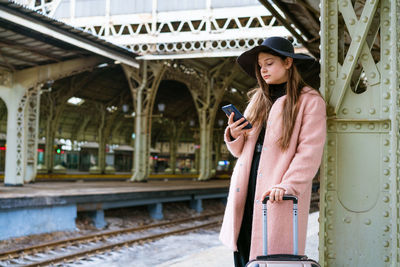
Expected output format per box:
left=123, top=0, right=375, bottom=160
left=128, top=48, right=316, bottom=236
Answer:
left=123, top=61, right=166, bottom=182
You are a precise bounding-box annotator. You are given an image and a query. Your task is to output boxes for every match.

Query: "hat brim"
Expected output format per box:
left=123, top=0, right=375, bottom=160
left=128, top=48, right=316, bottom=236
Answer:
left=237, top=44, right=317, bottom=80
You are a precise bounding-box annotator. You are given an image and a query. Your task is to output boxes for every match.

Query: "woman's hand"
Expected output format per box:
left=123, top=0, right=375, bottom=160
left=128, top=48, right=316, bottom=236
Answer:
left=227, top=112, right=251, bottom=139
left=261, top=187, right=286, bottom=203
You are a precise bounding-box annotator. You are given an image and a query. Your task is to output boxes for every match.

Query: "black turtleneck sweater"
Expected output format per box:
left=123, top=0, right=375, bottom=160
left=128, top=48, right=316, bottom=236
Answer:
left=236, top=82, right=287, bottom=262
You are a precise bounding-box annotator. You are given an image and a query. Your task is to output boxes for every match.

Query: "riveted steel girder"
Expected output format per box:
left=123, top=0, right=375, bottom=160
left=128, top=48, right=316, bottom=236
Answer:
left=320, top=0, right=399, bottom=266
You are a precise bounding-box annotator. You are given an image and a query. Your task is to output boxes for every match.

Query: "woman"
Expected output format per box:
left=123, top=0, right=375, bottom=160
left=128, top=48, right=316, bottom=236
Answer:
left=219, top=36, right=326, bottom=266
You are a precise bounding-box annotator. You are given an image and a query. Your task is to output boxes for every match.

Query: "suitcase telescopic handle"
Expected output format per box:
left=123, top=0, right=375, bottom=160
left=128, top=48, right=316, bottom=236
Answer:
left=262, top=195, right=298, bottom=204
left=262, top=194, right=299, bottom=256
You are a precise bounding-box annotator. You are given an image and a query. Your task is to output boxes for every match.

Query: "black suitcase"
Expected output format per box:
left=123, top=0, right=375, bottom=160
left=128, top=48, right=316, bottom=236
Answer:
left=246, top=195, right=320, bottom=267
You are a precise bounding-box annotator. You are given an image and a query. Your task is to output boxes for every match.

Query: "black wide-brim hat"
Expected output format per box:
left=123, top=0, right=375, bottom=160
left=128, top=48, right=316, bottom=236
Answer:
left=237, top=37, right=318, bottom=83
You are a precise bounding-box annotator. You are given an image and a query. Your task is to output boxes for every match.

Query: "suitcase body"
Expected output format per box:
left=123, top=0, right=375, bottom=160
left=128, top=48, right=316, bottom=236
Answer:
left=246, top=195, right=321, bottom=267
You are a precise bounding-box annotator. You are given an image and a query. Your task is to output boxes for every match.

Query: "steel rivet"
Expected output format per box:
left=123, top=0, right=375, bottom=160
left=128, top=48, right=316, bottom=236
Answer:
left=328, top=224, right=333, bottom=230
left=341, top=73, right=347, bottom=80
left=328, top=80, right=335, bottom=85
left=329, top=52, right=335, bottom=58
left=364, top=219, right=371, bottom=225
left=383, top=123, right=389, bottom=129
left=384, top=79, right=390, bottom=84
left=328, top=182, right=334, bottom=189
left=328, top=156, right=335, bottom=162
left=348, top=55, right=354, bottom=61
left=361, top=54, right=368, bottom=60
left=384, top=49, right=390, bottom=55
left=342, top=108, right=348, bottom=114
left=329, top=10, right=335, bottom=16
left=328, top=140, right=335, bottom=146
left=369, top=108, right=376, bottom=114
left=383, top=169, right=390, bottom=176
left=370, top=72, right=376, bottom=78
left=327, top=195, right=333, bottom=201
left=349, top=18, right=356, bottom=25
left=355, top=123, right=361, bottom=129
left=344, top=217, right=351, bottom=223
left=328, top=124, right=335, bottom=131
left=384, top=20, right=389, bottom=26
left=356, top=35, right=361, bottom=42
left=383, top=183, right=390, bottom=190
left=384, top=256, right=390, bottom=262
left=355, top=108, right=361, bottom=113
left=384, top=139, right=390, bottom=146
left=328, top=169, right=334, bottom=175
left=327, top=238, right=333, bottom=245
left=329, top=24, right=335, bottom=30
left=383, top=211, right=389, bottom=217
left=383, top=156, right=390, bottom=162
left=362, top=16, right=368, bottom=23
left=384, top=225, right=390, bottom=232
left=341, top=0, right=348, bottom=7
left=383, top=196, right=390, bottom=203
left=341, top=123, right=348, bottom=130
left=368, top=123, right=375, bottom=130
left=385, top=35, right=390, bottom=41
left=384, top=92, right=390, bottom=99
left=385, top=64, right=390, bottom=70
left=329, top=66, right=335, bottom=72
left=383, top=7, right=389, bottom=12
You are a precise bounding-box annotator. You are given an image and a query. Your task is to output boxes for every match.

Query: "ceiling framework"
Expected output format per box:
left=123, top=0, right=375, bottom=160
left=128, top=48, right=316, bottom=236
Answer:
left=18, top=0, right=294, bottom=59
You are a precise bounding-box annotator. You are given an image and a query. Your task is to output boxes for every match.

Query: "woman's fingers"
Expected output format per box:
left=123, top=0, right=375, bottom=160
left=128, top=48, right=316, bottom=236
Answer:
left=228, top=112, right=234, bottom=124
left=261, top=190, right=271, bottom=202
left=266, top=188, right=285, bottom=203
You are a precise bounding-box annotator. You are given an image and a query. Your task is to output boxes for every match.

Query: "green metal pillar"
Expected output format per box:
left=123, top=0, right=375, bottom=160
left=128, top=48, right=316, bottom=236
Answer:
left=163, top=61, right=236, bottom=180
left=123, top=61, right=166, bottom=182
left=320, top=0, right=399, bottom=266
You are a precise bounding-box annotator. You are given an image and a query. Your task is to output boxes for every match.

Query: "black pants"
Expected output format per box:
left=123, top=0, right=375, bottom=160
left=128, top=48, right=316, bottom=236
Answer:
left=234, top=217, right=252, bottom=266
left=233, top=251, right=248, bottom=267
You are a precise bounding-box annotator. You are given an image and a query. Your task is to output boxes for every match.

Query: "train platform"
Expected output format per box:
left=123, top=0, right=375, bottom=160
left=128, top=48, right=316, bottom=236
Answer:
left=0, top=179, right=229, bottom=240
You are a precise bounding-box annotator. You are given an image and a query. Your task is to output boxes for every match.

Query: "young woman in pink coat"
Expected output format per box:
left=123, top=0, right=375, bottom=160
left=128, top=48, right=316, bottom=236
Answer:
left=219, top=37, right=326, bottom=266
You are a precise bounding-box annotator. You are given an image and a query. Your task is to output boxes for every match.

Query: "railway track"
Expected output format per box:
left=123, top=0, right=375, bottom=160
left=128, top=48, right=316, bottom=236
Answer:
left=0, top=212, right=223, bottom=267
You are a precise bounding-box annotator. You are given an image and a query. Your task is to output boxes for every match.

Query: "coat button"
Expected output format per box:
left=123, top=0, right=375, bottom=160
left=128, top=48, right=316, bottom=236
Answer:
left=236, top=188, right=240, bottom=192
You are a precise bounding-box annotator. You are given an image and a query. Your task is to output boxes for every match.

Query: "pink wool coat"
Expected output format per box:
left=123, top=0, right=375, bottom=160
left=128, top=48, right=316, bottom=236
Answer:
left=219, top=87, right=326, bottom=260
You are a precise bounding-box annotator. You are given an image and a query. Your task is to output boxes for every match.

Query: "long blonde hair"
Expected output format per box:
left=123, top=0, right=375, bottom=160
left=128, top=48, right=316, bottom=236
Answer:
left=244, top=52, right=307, bottom=150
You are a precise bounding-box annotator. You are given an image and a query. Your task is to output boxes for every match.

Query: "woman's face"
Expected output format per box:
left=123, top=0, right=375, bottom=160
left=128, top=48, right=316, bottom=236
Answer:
left=257, top=52, right=293, bottom=84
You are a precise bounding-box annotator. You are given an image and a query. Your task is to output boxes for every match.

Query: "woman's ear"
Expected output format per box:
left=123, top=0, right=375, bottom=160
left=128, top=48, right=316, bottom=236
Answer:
left=285, top=57, right=293, bottom=69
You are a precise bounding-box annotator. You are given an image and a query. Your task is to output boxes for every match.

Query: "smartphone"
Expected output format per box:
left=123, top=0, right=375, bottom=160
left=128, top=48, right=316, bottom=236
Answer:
left=221, top=104, right=252, bottom=129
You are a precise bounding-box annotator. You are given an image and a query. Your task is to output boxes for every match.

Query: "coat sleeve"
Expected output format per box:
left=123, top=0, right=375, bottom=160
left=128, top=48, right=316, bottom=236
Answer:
left=224, top=126, right=245, bottom=158
left=276, top=96, right=326, bottom=196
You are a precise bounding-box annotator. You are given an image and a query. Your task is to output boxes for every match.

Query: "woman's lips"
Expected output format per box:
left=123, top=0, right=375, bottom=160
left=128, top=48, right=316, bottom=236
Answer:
left=263, top=75, right=270, bottom=79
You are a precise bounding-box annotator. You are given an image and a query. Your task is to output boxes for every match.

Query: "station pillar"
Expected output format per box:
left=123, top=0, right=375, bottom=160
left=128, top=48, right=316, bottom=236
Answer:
left=24, top=88, right=41, bottom=183
left=163, top=61, right=235, bottom=180
left=0, top=80, right=27, bottom=186
left=123, top=61, right=166, bottom=182
left=193, top=71, right=235, bottom=181
left=320, top=0, right=399, bottom=266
